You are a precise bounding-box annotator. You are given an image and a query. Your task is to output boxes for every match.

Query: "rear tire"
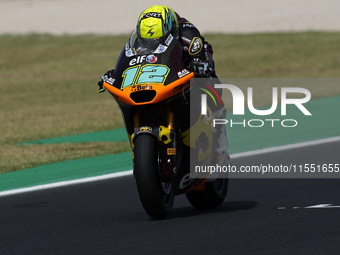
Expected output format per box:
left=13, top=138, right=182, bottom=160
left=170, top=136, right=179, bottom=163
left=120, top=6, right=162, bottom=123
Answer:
left=186, top=178, right=228, bottom=210
left=134, top=134, right=174, bottom=219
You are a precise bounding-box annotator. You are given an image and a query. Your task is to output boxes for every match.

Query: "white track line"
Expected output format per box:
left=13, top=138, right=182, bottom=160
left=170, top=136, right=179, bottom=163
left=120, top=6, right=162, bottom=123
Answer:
left=0, top=171, right=133, bottom=197
left=1, top=136, right=339, bottom=197
left=231, top=136, right=340, bottom=159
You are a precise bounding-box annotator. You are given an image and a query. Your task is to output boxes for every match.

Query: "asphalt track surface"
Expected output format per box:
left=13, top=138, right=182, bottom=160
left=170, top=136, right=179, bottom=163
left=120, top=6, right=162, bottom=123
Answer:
left=1, top=141, right=340, bottom=255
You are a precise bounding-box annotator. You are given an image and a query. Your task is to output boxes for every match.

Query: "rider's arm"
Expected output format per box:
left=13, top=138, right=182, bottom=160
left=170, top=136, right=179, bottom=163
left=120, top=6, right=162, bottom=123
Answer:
left=176, top=15, right=216, bottom=76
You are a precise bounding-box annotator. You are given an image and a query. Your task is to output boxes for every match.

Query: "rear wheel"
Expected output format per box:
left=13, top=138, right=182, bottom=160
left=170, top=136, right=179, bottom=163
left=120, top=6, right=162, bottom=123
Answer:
left=134, top=134, right=174, bottom=219
left=186, top=178, right=228, bottom=210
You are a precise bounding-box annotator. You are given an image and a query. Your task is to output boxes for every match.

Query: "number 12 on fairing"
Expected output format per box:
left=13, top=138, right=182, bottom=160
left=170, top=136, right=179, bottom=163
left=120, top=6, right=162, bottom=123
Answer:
left=121, top=64, right=170, bottom=89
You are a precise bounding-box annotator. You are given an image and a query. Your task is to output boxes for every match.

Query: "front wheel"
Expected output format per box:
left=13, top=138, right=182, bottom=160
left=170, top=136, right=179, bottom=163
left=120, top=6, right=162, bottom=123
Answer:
left=186, top=178, right=228, bottom=210
left=134, top=134, right=174, bottom=219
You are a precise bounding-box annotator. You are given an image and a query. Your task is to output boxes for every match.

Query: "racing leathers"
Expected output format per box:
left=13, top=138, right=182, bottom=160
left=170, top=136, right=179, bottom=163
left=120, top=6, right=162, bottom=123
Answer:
left=176, top=14, right=216, bottom=77
left=176, top=14, right=229, bottom=163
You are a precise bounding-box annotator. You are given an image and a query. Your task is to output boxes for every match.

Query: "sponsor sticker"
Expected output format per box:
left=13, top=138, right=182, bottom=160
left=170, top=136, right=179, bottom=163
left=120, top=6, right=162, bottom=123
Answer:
left=142, top=12, right=162, bottom=19
left=104, top=77, right=115, bottom=85
left=183, top=22, right=195, bottom=28
left=189, top=37, right=203, bottom=55
left=167, top=148, right=177, bottom=155
left=165, top=34, right=174, bottom=46
left=129, top=55, right=147, bottom=65
left=173, top=81, right=190, bottom=93
left=154, top=44, right=168, bottom=53
left=125, top=48, right=135, bottom=57
left=136, top=126, right=152, bottom=134
left=131, top=84, right=153, bottom=92
left=178, top=69, right=190, bottom=78
left=146, top=54, right=158, bottom=63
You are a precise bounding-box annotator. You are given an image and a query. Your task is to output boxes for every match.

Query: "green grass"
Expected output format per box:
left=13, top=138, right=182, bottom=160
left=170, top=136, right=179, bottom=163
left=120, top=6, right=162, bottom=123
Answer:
left=209, top=32, right=340, bottom=77
left=1, top=32, right=340, bottom=173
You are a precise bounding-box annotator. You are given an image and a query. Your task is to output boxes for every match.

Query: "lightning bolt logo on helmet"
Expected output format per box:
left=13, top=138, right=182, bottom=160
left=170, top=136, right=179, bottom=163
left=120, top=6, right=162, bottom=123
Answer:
left=147, top=28, right=155, bottom=38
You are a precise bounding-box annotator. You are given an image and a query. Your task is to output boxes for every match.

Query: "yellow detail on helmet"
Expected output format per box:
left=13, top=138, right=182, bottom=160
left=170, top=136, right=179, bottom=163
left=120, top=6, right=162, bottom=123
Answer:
left=139, top=17, right=163, bottom=39
left=137, top=5, right=178, bottom=39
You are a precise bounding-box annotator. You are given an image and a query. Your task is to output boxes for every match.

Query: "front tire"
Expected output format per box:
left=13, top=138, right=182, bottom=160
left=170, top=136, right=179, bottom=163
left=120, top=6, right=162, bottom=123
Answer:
left=134, top=134, right=174, bottom=219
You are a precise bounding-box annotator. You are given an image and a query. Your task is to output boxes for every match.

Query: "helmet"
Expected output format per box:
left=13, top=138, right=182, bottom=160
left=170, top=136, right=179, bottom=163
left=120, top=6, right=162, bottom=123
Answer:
left=136, top=5, right=178, bottom=40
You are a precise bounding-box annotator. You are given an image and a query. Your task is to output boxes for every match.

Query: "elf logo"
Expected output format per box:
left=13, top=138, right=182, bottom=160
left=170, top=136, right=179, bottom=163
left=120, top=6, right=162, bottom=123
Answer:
left=129, top=55, right=158, bottom=66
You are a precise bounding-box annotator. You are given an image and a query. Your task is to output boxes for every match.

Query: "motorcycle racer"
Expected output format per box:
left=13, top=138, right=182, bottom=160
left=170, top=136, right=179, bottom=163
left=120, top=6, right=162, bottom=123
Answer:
left=99, top=5, right=216, bottom=88
left=98, top=5, right=229, bottom=164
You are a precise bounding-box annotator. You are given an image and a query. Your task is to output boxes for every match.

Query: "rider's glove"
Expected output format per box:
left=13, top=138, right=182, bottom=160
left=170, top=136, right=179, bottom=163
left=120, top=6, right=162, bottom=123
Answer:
left=97, top=69, right=115, bottom=93
left=97, top=79, right=106, bottom=93
left=189, top=58, right=214, bottom=77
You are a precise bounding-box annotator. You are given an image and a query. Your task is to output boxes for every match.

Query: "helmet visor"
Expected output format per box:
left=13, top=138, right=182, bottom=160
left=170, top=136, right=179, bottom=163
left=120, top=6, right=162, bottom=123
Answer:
left=129, top=30, right=166, bottom=54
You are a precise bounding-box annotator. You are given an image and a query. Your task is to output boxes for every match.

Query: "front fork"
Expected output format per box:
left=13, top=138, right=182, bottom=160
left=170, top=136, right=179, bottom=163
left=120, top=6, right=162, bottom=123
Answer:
left=131, top=107, right=177, bottom=181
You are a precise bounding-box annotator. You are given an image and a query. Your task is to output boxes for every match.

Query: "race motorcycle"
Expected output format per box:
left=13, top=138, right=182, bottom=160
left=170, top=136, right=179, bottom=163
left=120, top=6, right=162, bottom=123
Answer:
left=101, top=30, right=228, bottom=219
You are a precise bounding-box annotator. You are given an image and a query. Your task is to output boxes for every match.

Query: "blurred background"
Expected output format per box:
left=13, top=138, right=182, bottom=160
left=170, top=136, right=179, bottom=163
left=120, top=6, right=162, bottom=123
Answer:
left=1, top=0, right=340, bottom=35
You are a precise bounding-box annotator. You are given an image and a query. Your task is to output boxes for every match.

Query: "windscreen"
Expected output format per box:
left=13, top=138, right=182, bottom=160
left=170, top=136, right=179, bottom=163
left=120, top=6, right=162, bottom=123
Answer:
left=128, top=29, right=173, bottom=55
